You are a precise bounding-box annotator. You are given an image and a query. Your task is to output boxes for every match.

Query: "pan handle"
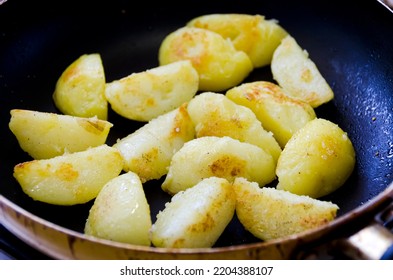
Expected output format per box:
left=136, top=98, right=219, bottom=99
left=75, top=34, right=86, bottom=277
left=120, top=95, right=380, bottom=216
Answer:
left=296, top=183, right=393, bottom=260
left=334, top=202, right=393, bottom=260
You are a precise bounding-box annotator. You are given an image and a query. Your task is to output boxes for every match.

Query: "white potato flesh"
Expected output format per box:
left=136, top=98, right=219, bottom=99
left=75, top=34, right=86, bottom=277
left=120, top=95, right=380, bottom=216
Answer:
left=162, top=136, right=275, bottom=195
left=9, top=109, right=113, bottom=159
left=276, top=118, right=356, bottom=198
left=85, top=172, right=152, bottom=246
left=226, top=81, right=316, bottom=148
left=271, top=35, right=334, bottom=108
left=52, top=53, right=108, bottom=120
left=150, top=177, right=235, bottom=248
left=105, top=60, right=199, bottom=122
left=187, top=14, right=288, bottom=68
left=13, top=145, right=123, bottom=205
left=158, top=26, right=253, bottom=92
left=233, top=177, right=339, bottom=241
left=113, top=104, right=195, bottom=182
left=187, top=92, right=281, bottom=162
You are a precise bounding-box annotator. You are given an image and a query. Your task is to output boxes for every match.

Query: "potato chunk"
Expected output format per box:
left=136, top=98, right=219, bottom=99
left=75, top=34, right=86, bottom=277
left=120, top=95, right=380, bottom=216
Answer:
left=276, top=118, right=356, bottom=198
left=150, top=177, right=235, bottom=248
left=113, top=104, right=195, bottom=182
left=105, top=60, right=199, bottom=122
left=158, top=26, right=253, bottom=92
left=52, top=53, right=108, bottom=120
left=85, top=172, right=152, bottom=246
left=9, top=109, right=113, bottom=159
left=271, top=35, right=334, bottom=108
left=226, top=81, right=316, bottom=147
left=13, top=145, right=123, bottom=205
left=187, top=92, right=281, bottom=162
left=162, top=136, right=275, bottom=195
left=233, top=177, right=339, bottom=241
left=187, top=14, right=288, bottom=68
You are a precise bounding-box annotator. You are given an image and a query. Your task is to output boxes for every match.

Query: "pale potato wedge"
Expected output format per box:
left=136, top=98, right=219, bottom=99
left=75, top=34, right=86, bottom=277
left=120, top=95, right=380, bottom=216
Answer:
left=13, top=145, right=123, bottom=205
left=187, top=13, right=288, bottom=68
left=158, top=26, right=253, bottom=92
left=271, top=35, right=334, bottom=108
left=187, top=92, right=281, bottom=162
left=9, top=109, right=113, bottom=159
left=161, top=136, right=275, bottom=195
left=276, top=118, right=356, bottom=198
left=233, top=177, right=339, bottom=241
left=226, top=81, right=316, bottom=147
left=85, top=172, right=152, bottom=246
left=150, top=177, right=235, bottom=248
left=52, top=53, right=108, bottom=120
left=113, top=104, right=195, bottom=182
left=105, top=60, right=199, bottom=122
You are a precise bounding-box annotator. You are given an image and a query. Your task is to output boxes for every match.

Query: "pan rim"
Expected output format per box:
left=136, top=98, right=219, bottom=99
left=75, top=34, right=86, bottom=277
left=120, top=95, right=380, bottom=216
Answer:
left=1, top=181, right=392, bottom=259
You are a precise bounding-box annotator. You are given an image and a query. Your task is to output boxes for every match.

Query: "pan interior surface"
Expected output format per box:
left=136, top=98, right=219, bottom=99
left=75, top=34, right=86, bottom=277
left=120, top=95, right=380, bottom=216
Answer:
left=0, top=0, right=392, bottom=250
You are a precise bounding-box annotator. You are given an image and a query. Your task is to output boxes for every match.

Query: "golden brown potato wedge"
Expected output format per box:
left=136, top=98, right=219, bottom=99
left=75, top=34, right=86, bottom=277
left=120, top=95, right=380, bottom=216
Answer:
left=271, top=35, right=334, bottom=108
left=187, top=13, right=288, bottom=68
left=158, top=26, right=253, bottom=92
left=52, top=53, right=108, bottom=120
left=9, top=109, right=113, bottom=159
left=233, top=177, right=339, bottom=241
left=13, top=145, right=123, bottom=205
left=161, top=136, right=275, bottom=195
left=150, top=177, right=235, bottom=248
left=85, top=172, right=152, bottom=246
left=187, top=91, right=281, bottom=162
left=113, top=104, right=195, bottom=182
left=226, top=81, right=316, bottom=147
left=105, top=60, right=199, bottom=121
left=276, top=118, right=356, bottom=198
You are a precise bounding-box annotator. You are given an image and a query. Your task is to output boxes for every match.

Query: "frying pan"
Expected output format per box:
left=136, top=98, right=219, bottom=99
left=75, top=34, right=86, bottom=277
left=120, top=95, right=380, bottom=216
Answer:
left=0, top=0, right=392, bottom=259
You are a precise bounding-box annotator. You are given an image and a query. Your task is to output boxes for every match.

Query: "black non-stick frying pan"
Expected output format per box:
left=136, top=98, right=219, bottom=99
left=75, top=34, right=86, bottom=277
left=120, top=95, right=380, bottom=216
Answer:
left=0, top=0, right=392, bottom=259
